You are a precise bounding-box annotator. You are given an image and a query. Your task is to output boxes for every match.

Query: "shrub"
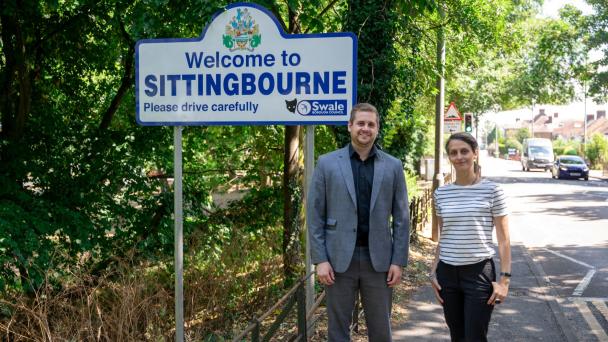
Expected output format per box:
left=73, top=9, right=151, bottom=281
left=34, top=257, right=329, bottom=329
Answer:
left=585, top=133, right=608, bottom=168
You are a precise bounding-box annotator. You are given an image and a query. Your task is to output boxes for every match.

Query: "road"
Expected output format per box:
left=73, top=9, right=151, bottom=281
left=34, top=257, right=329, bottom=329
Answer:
left=481, top=152, right=608, bottom=341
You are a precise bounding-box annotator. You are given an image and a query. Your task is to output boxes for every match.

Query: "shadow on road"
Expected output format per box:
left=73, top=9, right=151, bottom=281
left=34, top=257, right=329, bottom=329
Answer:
left=486, top=175, right=607, bottom=188
left=513, top=204, right=608, bottom=222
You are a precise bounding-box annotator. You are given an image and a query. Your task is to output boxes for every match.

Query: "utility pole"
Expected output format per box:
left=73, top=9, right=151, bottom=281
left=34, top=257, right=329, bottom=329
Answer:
left=531, top=100, right=535, bottom=138
left=583, top=80, right=587, bottom=158
left=494, top=106, right=500, bottom=158
left=432, top=1, right=445, bottom=242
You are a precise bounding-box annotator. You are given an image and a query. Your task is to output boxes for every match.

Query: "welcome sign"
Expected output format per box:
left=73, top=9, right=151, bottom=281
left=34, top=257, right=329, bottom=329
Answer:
left=136, top=3, right=357, bottom=126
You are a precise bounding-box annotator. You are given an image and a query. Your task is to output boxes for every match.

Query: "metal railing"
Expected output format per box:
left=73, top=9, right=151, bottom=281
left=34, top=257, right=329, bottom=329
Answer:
left=409, top=186, right=433, bottom=242
left=232, top=272, right=325, bottom=342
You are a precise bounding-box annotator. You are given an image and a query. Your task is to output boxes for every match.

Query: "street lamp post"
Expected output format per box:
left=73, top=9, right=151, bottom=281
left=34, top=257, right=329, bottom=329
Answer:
left=531, top=100, right=535, bottom=138
left=583, top=80, right=587, bottom=158
left=494, top=104, right=500, bottom=158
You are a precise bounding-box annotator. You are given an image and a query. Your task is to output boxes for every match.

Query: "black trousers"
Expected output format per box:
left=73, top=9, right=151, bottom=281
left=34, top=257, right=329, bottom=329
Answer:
left=436, top=258, right=496, bottom=342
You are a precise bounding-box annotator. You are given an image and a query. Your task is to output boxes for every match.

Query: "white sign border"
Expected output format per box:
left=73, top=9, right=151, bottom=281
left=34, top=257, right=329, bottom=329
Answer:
left=135, top=2, right=358, bottom=126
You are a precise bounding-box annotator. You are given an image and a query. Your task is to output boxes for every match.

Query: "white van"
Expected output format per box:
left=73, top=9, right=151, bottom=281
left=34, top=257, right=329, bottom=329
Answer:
left=521, top=138, right=554, bottom=171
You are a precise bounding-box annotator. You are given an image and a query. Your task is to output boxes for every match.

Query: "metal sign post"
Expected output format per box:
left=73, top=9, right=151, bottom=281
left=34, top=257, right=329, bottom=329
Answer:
left=174, top=126, right=184, bottom=341
left=304, top=126, right=315, bottom=314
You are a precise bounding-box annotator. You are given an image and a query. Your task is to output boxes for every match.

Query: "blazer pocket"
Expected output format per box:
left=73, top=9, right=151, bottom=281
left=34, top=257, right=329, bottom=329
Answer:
left=325, top=218, right=337, bottom=230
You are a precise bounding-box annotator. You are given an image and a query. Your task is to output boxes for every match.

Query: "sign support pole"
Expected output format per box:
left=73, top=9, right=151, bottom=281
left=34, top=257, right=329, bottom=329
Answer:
left=174, top=126, right=184, bottom=342
left=304, top=125, right=315, bottom=315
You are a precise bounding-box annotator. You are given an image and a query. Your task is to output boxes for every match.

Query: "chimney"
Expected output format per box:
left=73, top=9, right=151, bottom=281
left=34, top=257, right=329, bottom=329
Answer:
left=587, top=114, right=595, bottom=122
left=597, top=110, right=606, bottom=119
left=539, top=108, right=545, bottom=115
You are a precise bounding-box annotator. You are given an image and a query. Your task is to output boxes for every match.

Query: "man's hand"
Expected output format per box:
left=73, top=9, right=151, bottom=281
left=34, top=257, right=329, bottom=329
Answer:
left=386, top=264, right=403, bottom=287
left=316, top=262, right=335, bottom=286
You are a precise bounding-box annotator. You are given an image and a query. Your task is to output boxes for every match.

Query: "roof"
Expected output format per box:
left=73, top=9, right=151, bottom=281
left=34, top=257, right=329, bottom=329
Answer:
left=587, top=117, right=608, bottom=135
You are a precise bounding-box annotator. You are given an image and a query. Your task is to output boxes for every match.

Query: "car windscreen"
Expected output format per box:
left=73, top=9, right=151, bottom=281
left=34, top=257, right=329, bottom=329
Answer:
left=529, top=146, right=552, bottom=155
left=560, top=157, right=584, bottom=165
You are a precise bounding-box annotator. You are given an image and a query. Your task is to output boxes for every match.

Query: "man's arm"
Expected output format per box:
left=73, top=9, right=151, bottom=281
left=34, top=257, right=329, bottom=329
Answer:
left=307, top=159, right=328, bottom=265
left=390, top=161, right=410, bottom=268
left=307, top=159, right=337, bottom=285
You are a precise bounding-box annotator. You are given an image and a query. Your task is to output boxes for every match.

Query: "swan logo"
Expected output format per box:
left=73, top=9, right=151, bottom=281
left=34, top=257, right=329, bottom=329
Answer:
left=296, top=100, right=346, bottom=116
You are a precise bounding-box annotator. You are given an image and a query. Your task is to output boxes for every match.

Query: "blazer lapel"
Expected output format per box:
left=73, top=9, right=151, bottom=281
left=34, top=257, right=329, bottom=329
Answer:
left=370, top=152, right=385, bottom=213
left=337, top=147, right=357, bottom=205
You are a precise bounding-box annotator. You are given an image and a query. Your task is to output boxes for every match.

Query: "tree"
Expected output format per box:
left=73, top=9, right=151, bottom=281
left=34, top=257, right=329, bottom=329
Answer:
left=506, top=16, right=585, bottom=111
left=584, top=0, right=608, bottom=102
left=515, top=128, right=531, bottom=143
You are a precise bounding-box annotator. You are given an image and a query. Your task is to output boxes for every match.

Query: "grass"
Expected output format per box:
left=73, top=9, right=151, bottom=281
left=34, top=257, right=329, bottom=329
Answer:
left=0, top=230, right=436, bottom=341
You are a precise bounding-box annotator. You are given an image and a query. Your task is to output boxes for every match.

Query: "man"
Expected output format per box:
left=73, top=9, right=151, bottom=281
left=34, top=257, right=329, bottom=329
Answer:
left=307, top=103, right=410, bottom=341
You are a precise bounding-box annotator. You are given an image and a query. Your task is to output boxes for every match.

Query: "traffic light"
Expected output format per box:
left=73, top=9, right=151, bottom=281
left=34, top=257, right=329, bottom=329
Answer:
left=464, top=113, right=473, bottom=133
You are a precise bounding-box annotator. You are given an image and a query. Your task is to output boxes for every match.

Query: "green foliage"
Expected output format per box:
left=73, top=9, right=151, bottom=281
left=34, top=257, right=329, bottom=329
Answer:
left=553, top=138, right=581, bottom=157
left=405, top=170, right=420, bottom=200
left=585, top=133, right=608, bottom=168
left=487, top=126, right=502, bottom=144
left=583, top=0, right=608, bottom=102
left=515, top=128, right=531, bottom=143
left=505, top=138, right=522, bottom=153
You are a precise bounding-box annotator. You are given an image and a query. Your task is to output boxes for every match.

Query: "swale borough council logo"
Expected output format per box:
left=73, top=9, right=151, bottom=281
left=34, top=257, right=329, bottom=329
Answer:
left=223, top=8, right=261, bottom=51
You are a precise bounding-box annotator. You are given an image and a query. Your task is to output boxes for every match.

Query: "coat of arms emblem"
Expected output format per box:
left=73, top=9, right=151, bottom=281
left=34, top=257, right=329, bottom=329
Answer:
left=223, top=8, right=261, bottom=51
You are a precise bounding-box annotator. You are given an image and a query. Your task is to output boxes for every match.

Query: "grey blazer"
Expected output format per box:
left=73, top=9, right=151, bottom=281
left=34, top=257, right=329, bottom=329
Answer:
left=307, top=145, right=410, bottom=273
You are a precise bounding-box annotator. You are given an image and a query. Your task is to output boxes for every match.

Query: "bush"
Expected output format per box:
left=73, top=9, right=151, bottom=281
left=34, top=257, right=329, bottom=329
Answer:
left=585, top=133, right=608, bottom=168
left=553, top=139, right=581, bottom=157
left=505, top=138, right=522, bottom=153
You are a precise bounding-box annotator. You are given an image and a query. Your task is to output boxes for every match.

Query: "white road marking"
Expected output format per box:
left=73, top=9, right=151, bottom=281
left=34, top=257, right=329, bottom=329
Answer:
left=542, top=248, right=594, bottom=269
left=573, top=270, right=597, bottom=296
left=574, top=301, right=608, bottom=341
left=542, top=248, right=597, bottom=298
left=568, top=297, right=608, bottom=302
left=594, top=301, right=608, bottom=322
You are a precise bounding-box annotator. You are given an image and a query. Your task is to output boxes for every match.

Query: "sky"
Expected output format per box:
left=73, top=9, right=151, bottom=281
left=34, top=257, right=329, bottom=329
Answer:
left=540, top=0, right=594, bottom=18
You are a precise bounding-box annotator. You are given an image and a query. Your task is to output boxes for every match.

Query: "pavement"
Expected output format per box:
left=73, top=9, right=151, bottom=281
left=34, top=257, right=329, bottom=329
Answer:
left=589, top=169, right=608, bottom=181
left=392, top=243, right=577, bottom=341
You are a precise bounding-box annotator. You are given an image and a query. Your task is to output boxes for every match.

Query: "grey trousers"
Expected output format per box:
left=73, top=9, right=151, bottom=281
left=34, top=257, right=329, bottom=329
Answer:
left=326, top=247, right=393, bottom=342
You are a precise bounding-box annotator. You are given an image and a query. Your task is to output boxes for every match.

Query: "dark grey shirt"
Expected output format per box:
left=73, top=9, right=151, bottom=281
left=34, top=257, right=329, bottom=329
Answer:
left=349, top=144, right=377, bottom=247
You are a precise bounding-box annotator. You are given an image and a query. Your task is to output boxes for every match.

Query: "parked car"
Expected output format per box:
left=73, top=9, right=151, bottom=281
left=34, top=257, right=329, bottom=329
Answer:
left=522, top=138, right=554, bottom=171
left=551, top=155, right=589, bottom=180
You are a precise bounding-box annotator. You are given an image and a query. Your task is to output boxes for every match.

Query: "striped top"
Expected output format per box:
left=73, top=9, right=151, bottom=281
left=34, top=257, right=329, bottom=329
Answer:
left=434, top=179, right=509, bottom=266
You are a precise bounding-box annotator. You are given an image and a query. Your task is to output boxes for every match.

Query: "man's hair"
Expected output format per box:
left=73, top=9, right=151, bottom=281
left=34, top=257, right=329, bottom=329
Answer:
left=349, top=103, right=380, bottom=125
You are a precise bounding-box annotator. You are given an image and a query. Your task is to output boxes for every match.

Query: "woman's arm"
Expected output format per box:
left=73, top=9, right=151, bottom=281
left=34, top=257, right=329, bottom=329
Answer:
left=429, top=216, right=443, bottom=304
left=488, top=215, right=511, bottom=305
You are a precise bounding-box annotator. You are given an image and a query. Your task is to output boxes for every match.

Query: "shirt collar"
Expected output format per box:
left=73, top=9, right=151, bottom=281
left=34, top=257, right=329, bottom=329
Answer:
left=349, top=143, right=378, bottom=160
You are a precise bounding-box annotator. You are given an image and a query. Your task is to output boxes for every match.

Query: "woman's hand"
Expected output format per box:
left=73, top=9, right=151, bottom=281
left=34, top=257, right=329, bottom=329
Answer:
left=429, top=273, right=444, bottom=304
left=488, top=280, right=509, bottom=305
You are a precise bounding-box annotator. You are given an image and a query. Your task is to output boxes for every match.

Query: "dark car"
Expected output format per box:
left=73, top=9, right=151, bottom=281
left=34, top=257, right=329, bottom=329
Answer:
left=551, top=155, right=589, bottom=180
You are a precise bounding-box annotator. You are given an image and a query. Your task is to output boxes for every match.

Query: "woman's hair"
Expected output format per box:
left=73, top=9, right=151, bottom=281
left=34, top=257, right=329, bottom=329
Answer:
left=445, top=132, right=479, bottom=153
left=445, top=132, right=482, bottom=176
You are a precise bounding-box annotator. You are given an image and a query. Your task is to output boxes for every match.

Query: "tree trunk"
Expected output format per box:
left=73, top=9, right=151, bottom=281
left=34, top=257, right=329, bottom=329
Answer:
left=281, top=4, right=304, bottom=284
left=282, top=125, right=301, bottom=282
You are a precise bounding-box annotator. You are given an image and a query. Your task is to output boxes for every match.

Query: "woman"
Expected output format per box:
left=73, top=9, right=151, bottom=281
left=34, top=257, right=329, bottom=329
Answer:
left=429, top=132, right=511, bottom=342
